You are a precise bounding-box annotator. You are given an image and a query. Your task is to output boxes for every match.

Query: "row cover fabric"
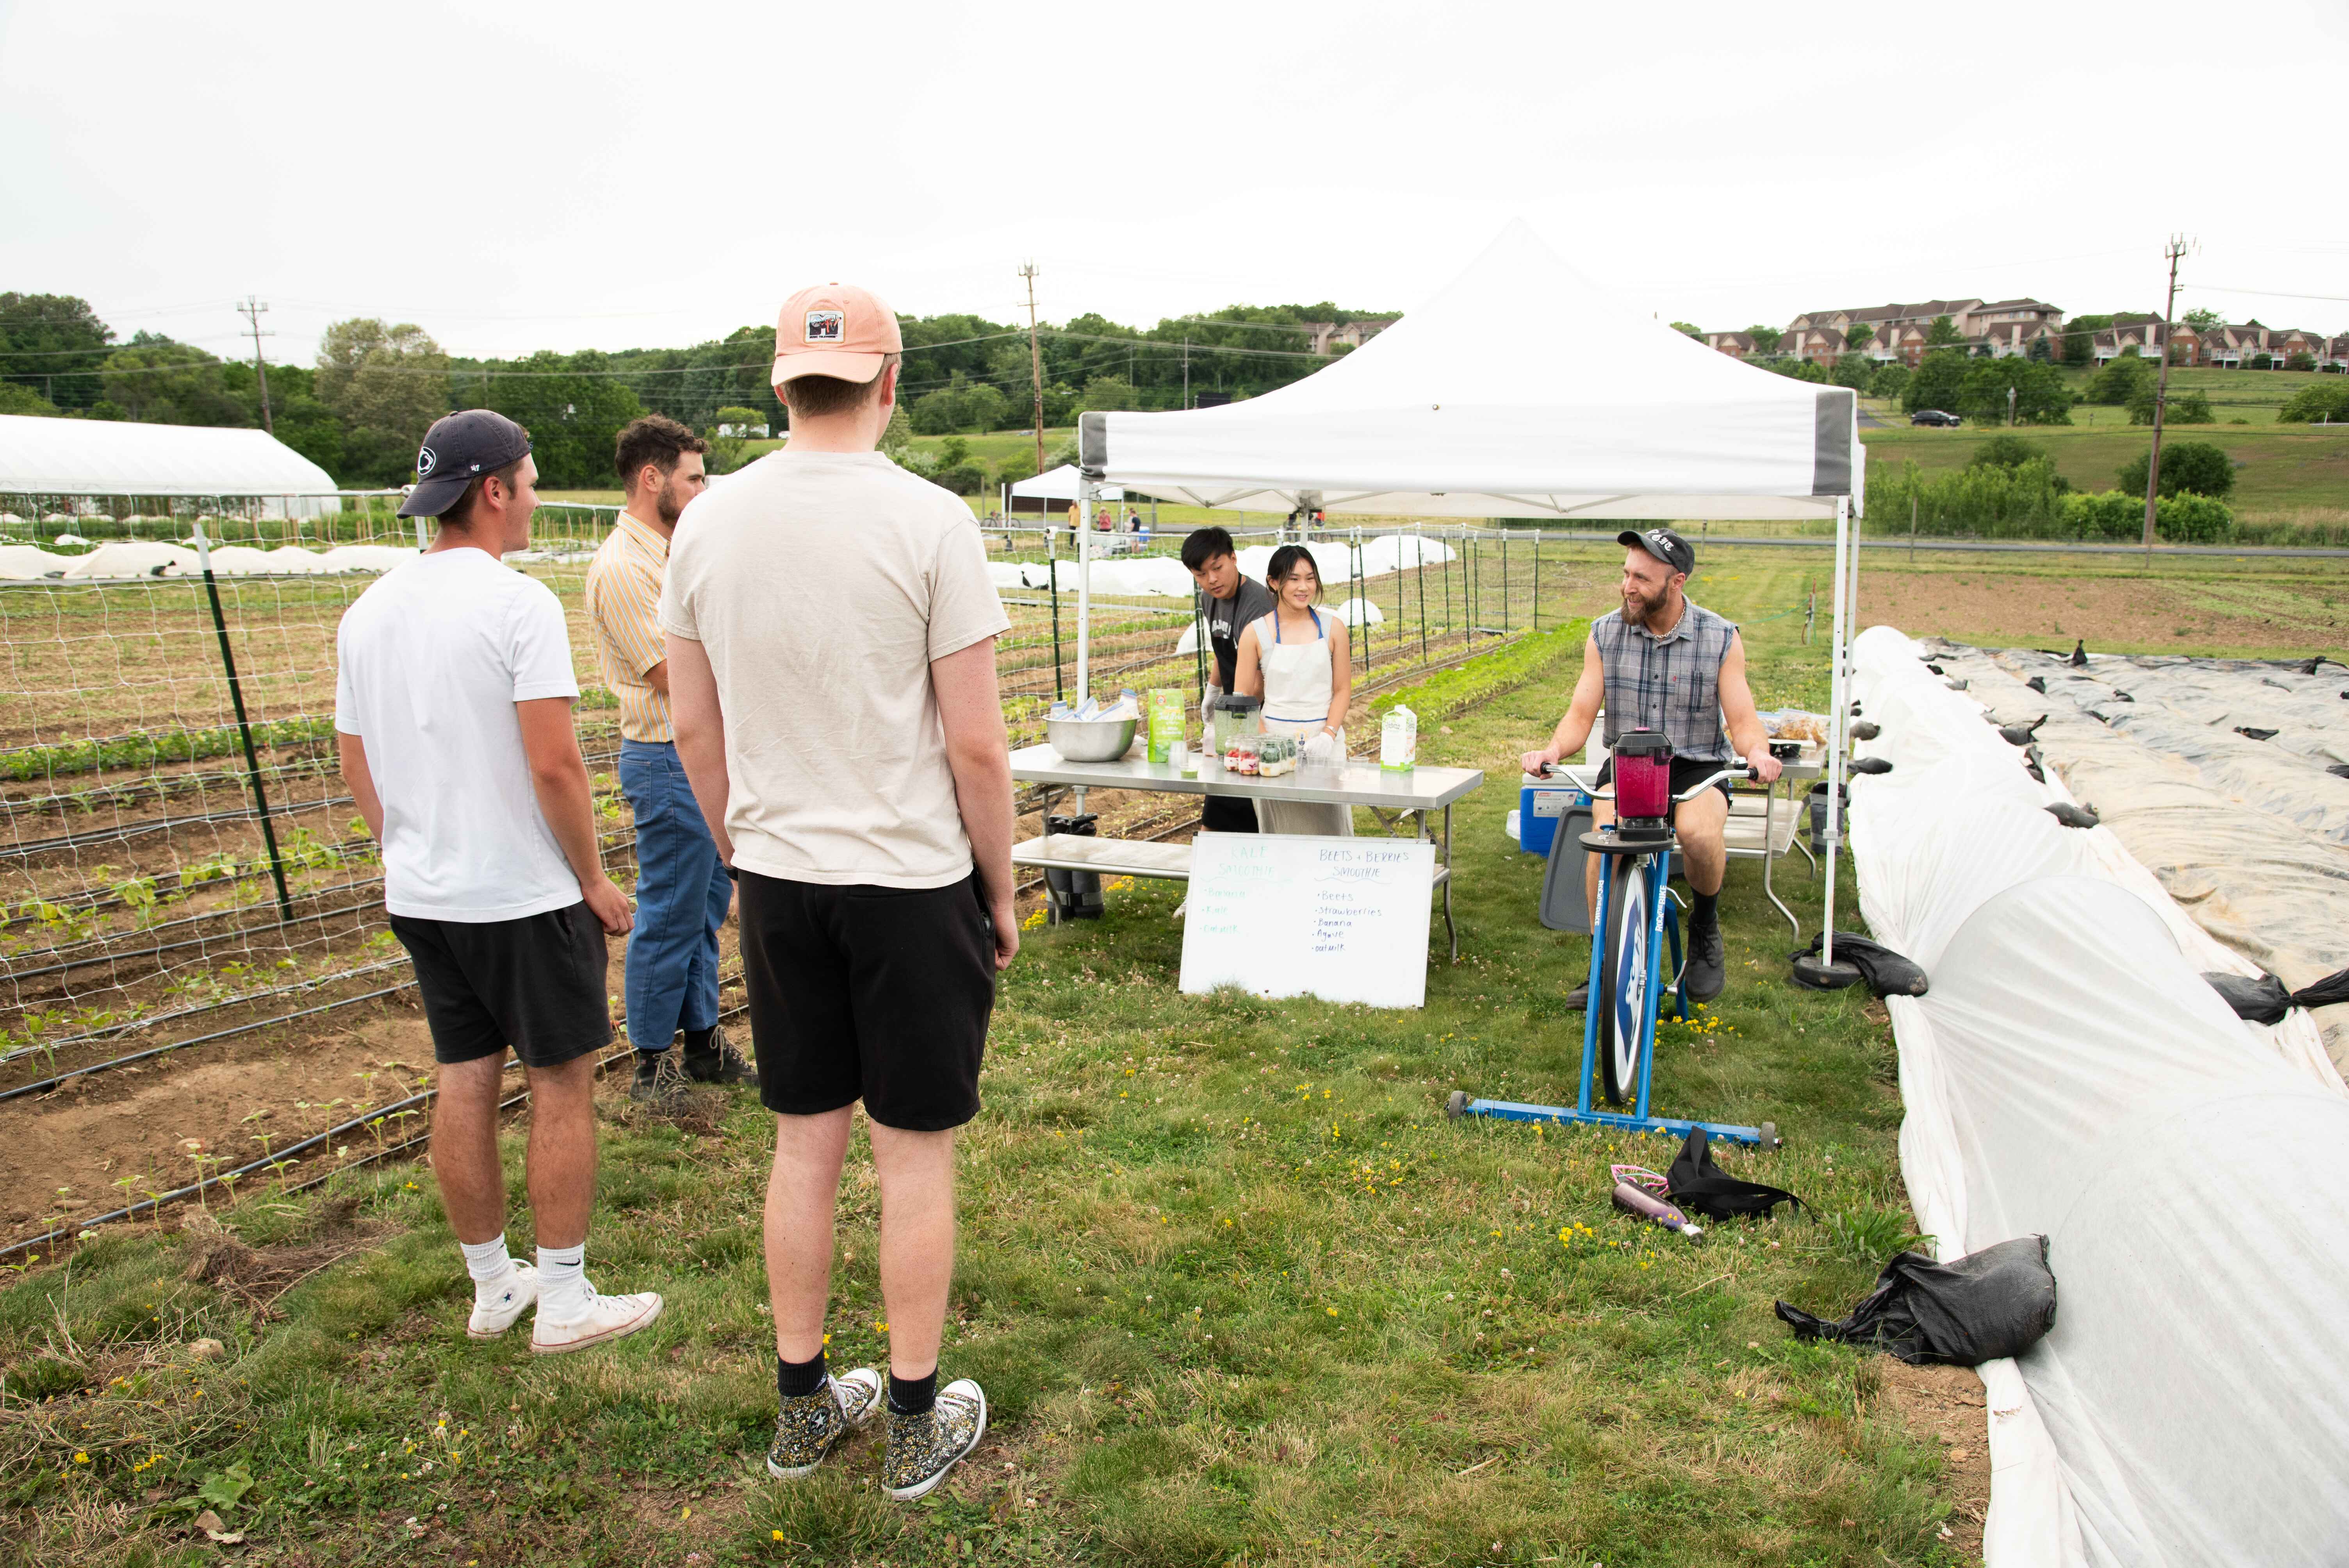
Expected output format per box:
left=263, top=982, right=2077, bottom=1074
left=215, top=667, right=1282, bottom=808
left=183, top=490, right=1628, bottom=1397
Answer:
left=0, top=542, right=427, bottom=580
left=1932, top=642, right=2349, bottom=1077
left=0, top=414, right=341, bottom=515
left=1084, top=221, right=1864, bottom=522
left=1848, top=626, right=2349, bottom=1566
left=1775, top=1236, right=2057, bottom=1366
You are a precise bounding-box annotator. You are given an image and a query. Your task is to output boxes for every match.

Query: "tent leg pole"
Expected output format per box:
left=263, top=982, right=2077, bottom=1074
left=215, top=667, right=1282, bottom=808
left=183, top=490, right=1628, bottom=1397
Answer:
left=1823, top=495, right=1851, bottom=969
left=1076, top=477, right=1093, bottom=705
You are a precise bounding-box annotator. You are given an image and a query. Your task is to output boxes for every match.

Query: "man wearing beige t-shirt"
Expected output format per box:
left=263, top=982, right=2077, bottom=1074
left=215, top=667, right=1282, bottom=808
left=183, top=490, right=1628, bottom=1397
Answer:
left=663, top=282, right=1013, bottom=1503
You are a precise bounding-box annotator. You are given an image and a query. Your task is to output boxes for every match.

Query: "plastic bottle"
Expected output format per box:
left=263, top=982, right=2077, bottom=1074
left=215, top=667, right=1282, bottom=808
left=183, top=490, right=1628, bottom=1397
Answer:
left=1612, top=1180, right=1702, bottom=1238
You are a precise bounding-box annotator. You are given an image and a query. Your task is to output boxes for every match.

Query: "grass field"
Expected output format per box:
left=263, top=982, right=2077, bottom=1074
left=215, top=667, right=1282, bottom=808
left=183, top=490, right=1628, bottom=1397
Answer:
left=9, top=549, right=2331, bottom=1564
left=2, top=558, right=1991, bottom=1568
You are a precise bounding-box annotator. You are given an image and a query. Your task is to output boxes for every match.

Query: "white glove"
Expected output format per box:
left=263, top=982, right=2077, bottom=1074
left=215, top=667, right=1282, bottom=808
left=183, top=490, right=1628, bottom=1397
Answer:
left=1303, top=731, right=1338, bottom=767
left=1202, top=686, right=1221, bottom=729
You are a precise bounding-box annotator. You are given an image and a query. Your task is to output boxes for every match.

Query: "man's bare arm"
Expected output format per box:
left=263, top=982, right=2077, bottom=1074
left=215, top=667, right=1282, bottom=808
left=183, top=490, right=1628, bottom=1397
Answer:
left=337, top=733, right=383, bottom=841
left=1715, top=632, right=1782, bottom=782
left=517, top=698, right=634, bottom=933
left=1520, top=636, right=1606, bottom=774
left=933, top=636, right=1018, bottom=971
left=665, top=632, right=733, bottom=866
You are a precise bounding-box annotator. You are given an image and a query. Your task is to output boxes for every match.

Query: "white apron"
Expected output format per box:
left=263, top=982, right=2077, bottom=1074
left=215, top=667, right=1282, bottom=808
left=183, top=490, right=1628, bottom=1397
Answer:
left=1251, top=609, right=1353, bottom=838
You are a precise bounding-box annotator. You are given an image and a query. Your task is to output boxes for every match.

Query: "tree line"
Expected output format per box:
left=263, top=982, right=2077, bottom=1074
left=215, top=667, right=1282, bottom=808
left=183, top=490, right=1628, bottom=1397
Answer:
left=0, top=293, right=1386, bottom=490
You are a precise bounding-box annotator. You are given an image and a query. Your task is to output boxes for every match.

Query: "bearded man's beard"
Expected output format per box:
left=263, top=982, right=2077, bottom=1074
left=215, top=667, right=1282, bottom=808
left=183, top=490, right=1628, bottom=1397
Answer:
left=1623, top=583, right=1667, bottom=626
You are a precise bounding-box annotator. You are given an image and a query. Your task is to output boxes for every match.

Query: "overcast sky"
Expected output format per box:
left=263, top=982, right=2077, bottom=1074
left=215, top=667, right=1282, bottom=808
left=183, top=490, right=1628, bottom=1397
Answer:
left=4, top=0, right=2343, bottom=367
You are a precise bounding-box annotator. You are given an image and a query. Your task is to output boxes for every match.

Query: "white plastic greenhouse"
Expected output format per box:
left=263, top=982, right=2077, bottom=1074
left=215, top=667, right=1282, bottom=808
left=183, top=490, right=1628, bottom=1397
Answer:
left=0, top=414, right=342, bottom=518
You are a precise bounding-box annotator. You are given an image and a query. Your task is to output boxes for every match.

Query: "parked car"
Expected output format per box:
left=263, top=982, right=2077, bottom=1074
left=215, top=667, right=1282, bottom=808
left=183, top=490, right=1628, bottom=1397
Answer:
left=1911, top=409, right=1962, bottom=427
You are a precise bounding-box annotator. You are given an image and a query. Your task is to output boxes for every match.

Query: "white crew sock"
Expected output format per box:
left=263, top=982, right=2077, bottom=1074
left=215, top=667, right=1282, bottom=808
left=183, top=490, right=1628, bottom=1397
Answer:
left=536, top=1243, right=588, bottom=1322
left=460, top=1235, right=515, bottom=1299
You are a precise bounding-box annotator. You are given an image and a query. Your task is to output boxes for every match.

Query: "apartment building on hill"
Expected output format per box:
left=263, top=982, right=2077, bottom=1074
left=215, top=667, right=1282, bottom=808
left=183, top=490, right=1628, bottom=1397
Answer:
left=1708, top=298, right=2064, bottom=365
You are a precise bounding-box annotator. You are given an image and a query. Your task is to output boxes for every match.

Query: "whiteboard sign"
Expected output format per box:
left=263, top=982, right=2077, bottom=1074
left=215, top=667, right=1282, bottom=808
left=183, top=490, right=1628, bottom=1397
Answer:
left=1178, top=834, right=1436, bottom=1009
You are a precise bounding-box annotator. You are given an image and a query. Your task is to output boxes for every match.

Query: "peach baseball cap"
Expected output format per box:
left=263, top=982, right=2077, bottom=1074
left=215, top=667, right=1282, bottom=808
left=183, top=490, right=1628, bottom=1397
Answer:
left=772, top=282, right=903, bottom=385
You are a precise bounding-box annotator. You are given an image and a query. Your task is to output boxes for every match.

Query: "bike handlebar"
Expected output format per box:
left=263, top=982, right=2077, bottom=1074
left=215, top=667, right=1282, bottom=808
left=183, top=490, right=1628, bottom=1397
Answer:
left=1540, top=761, right=1761, bottom=802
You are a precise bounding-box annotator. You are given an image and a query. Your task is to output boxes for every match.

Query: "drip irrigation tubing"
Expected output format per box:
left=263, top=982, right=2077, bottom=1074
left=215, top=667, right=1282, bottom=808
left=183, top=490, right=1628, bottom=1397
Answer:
left=0, top=957, right=417, bottom=1075
left=0, top=975, right=418, bottom=1102
left=0, top=1040, right=643, bottom=1263
left=0, top=793, right=356, bottom=861
left=0, top=747, right=622, bottom=862
left=0, top=891, right=389, bottom=987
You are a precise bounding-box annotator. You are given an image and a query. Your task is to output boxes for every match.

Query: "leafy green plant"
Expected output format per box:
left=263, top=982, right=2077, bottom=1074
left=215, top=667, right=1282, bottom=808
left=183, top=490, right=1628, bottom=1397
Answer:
left=2117, top=440, right=2235, bottom=499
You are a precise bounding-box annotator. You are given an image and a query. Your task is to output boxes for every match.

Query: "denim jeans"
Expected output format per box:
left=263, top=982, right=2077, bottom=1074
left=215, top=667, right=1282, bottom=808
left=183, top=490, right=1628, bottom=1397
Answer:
left=618, top=739, right=733, bottom=1052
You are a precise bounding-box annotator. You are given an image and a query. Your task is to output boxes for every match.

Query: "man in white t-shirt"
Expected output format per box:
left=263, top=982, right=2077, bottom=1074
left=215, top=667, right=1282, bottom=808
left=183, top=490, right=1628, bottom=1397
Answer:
left=336, top=408, right=664, bottom=1356
left=664, top=282, right=1014, bottom=1501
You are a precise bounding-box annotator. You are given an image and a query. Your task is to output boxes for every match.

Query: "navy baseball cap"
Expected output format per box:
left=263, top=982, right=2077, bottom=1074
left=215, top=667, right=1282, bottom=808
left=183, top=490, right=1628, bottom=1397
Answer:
left=398, top=410, right=533, bottom=519
left=1617, top=526, right=1694, bottom=576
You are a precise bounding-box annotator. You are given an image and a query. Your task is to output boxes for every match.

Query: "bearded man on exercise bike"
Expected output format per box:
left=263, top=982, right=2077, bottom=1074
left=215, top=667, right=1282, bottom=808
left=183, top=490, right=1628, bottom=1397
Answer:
left=1519, top=527, right=1781, bottom=1003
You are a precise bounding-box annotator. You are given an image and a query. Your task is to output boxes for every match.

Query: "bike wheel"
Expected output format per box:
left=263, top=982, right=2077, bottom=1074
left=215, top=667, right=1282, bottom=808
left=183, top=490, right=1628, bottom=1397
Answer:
left=1595, top=855, right=1652, bottom=1107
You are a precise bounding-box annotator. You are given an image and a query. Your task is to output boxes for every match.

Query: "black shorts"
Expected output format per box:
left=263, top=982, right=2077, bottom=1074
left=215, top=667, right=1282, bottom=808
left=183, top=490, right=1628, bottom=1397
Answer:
left=1200, top=793, right=1259, bottom=834
left=1594, top=755, right=1735, bottom=820
left=390, top=902, right=612, bottom=1069
left=736, top=870, right=995, bottom=1131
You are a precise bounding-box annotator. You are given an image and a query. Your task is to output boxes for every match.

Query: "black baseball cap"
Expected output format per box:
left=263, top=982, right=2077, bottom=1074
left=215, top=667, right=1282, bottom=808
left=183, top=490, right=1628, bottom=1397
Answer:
left=1617, top=526, right=1694, bottom=576
left=398, top=410, right=533, bottom=519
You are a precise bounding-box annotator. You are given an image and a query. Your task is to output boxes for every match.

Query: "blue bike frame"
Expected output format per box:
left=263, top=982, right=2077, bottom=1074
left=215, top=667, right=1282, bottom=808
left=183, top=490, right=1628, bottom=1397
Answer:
left=1457, top=827, right=1775, bottom=1147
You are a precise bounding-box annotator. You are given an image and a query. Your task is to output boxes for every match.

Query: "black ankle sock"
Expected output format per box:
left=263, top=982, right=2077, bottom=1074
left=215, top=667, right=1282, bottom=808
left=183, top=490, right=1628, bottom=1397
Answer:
left=1692, top=891, right=1719, bottom=927
left=777, top=1349, right=828, bottom=1400
left=683, top=1026, right=716, bottom=1053
left=887, top=1369, right=937, bottom=1416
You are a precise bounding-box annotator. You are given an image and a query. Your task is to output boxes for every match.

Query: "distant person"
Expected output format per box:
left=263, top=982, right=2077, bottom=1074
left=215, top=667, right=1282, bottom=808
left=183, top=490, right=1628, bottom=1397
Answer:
left=1234, top=544, right=1353, bottom=836
left=1182, top=526, right=1276, bottom=835
left=585, top=414, right=753, bottom=1106
left=336, top=409, right=663, bottom=1354
left=664, top=282, right=1014, bottom=1500
left=1518, top=528, right=1781, bottom=1003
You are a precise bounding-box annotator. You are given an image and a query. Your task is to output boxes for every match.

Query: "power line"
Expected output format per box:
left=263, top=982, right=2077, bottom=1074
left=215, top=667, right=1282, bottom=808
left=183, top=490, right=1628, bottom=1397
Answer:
left=2186, top=283, right=2349, bottom=306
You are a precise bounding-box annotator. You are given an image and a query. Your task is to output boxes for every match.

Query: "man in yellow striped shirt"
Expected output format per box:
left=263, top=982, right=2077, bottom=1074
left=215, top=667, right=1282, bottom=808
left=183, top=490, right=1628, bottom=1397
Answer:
left=586, top=415, right=751, bottom=1104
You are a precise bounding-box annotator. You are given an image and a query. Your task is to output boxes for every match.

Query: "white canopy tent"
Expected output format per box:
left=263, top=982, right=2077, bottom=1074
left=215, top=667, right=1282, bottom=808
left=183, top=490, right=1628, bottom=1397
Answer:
left=0, top=415, right=342, bottom=518
left=1066, top=220, right=1867, bottom=960
left=1009, top=463, right=1125, bottom=503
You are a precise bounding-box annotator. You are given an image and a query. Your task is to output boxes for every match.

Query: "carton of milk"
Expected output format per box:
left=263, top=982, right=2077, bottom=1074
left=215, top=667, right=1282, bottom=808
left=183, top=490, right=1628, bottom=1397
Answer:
left=1380, top=705, right=1418, bottom=772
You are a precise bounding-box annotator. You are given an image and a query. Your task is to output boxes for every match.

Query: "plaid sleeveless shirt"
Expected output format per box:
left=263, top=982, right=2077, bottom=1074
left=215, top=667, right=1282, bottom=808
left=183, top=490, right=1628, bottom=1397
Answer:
left=1591, top=600, right=1737, bottom=760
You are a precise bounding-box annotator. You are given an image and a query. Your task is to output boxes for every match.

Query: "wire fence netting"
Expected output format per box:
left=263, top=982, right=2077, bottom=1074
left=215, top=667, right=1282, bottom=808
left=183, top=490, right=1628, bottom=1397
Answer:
left=0, top=493, right=1627, bottom=1249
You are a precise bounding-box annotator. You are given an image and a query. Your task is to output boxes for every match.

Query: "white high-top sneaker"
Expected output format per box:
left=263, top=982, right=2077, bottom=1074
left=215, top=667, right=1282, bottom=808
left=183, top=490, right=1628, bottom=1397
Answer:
left=530, top=1287, right=663, bottom=1355
left=465, top=1264, right=541, bottom=1340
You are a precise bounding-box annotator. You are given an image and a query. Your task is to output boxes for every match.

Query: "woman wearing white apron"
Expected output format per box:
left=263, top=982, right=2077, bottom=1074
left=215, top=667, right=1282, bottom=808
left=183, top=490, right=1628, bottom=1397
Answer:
left=1234, top=545, right=1354, bottom=838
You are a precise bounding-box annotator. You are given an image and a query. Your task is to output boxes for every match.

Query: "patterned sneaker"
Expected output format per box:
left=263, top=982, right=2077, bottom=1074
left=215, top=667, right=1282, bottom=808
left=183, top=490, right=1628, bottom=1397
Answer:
left=765, top=1368, right=884, bottom=1479
left=465, top=1264, right=540, bottom=1340
left=530, top=1288, right=664, bottom=1355
left=682, top=1025, right=755, bottom=1087
left=882, top=1379, right=988, bottom=1502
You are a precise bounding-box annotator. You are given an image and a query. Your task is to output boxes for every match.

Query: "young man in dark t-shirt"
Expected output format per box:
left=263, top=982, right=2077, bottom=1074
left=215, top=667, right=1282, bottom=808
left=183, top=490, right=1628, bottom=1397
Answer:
left=1183, top=527, right=1277, bottom=834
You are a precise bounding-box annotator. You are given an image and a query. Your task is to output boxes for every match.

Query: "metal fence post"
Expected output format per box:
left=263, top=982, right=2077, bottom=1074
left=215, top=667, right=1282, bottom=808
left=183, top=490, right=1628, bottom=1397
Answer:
left=194, top=523, right=295, bottom=925
left=1416, top=528, right=1429, bottom=664
left=1048, top=527, right=1064, bottom=703
left=1532, top=529, right=1541, bottom=632
left=1500, top=531, right=1510, bottom=638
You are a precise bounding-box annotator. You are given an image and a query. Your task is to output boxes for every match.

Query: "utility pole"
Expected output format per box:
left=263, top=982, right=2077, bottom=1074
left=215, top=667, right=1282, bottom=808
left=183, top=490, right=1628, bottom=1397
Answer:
left=2007, top=384, right=2017, bottom=427
left=2142, top=235, right=2189, bottom=553
left=1182, top=336, right=1190, bottom=409
left=1019, top=262, right=1046, bottom=482
left=237, top=297, right=274, bottom=434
